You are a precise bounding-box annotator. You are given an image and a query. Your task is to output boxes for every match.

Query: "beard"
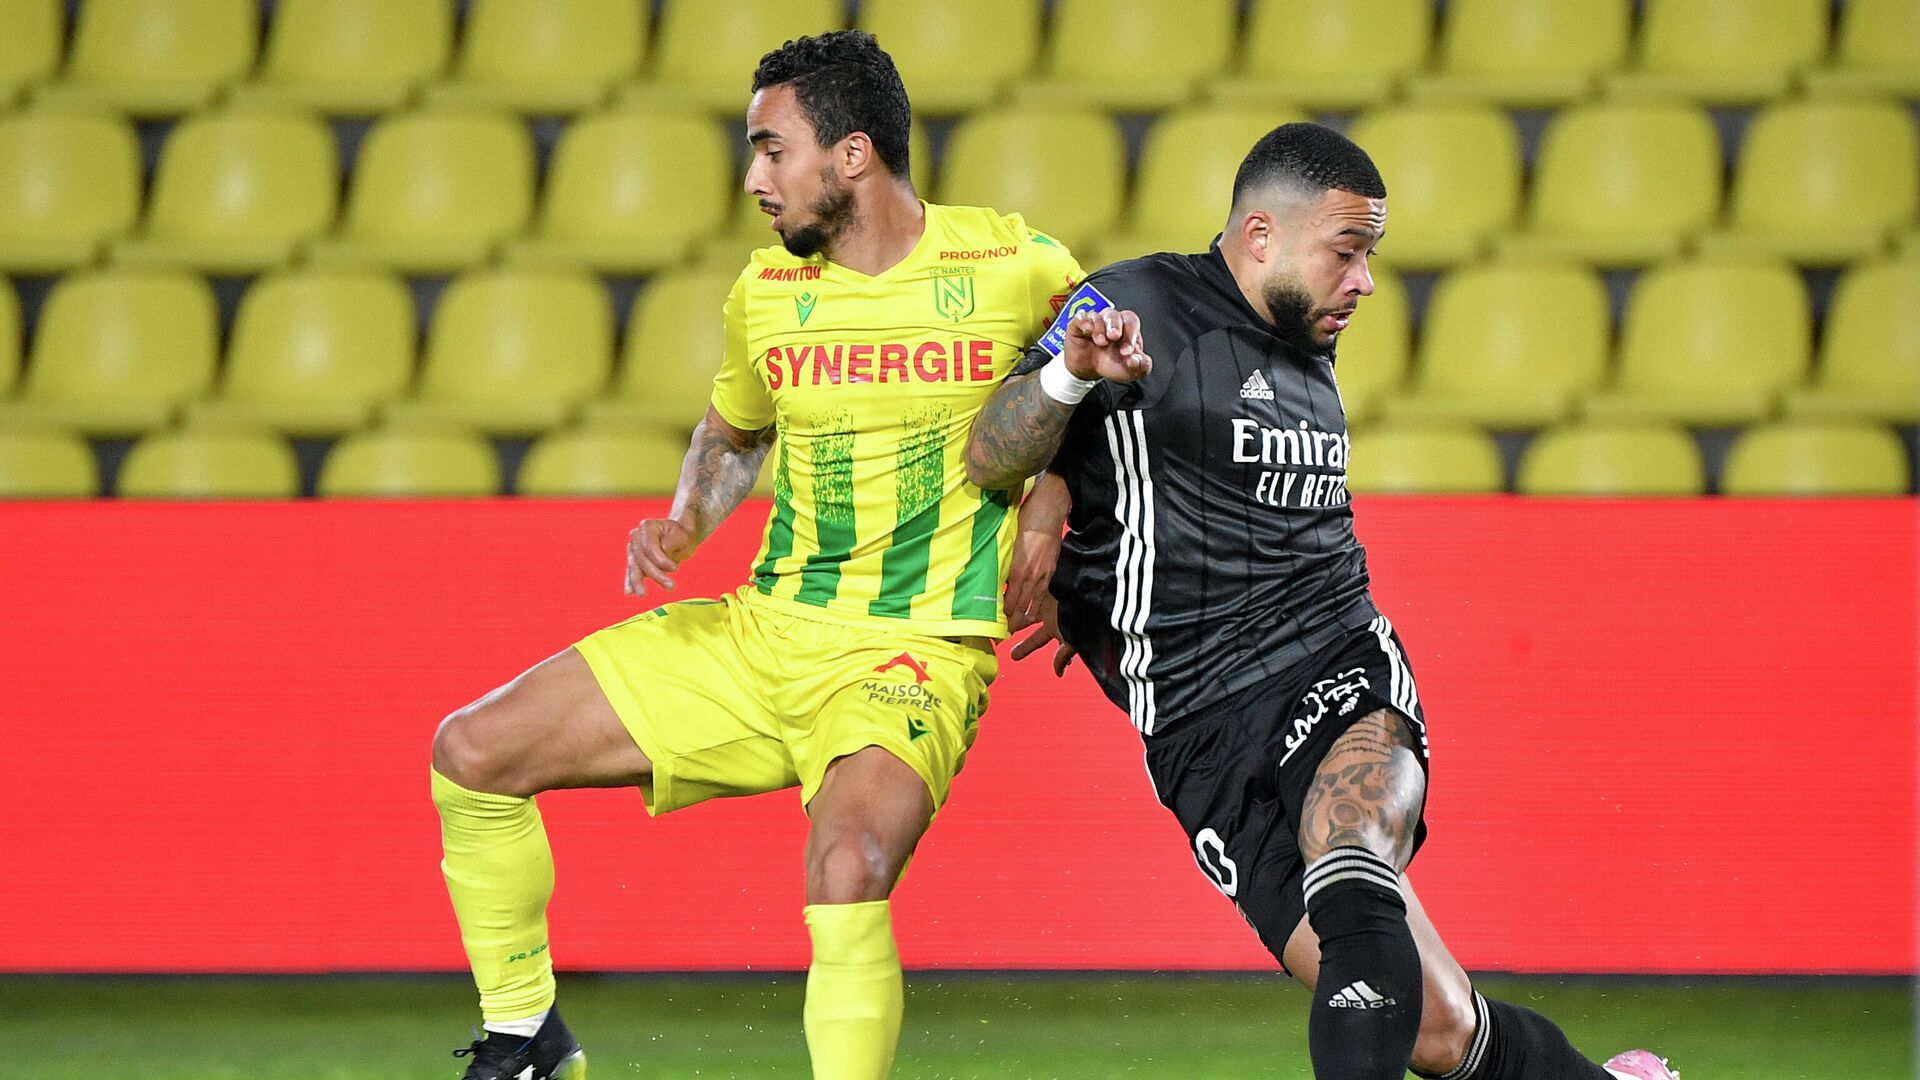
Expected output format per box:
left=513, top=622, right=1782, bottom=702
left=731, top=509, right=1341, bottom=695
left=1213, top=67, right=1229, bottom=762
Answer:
left=1261, top=272, right=1344, bottom=358
left=779, top=170, right=856, bottom=258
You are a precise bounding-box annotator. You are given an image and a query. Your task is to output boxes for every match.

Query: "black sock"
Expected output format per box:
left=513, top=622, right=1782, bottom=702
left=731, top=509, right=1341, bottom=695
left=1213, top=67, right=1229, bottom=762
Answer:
left=1304, top=846, right=1424, bottom=1080
left=1422, top=991, right=1611, bottom=1080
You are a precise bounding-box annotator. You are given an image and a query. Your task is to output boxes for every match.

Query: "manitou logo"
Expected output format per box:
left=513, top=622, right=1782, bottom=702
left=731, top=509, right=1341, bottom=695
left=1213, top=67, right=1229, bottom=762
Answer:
left=874, top=652, right=930, bottom=684
left=759, top=265, right=822, bottom=281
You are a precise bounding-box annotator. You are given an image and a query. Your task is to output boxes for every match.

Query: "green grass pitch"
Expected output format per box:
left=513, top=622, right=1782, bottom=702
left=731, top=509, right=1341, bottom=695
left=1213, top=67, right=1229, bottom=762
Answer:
left=3, top=973, right=1909, bottom=1078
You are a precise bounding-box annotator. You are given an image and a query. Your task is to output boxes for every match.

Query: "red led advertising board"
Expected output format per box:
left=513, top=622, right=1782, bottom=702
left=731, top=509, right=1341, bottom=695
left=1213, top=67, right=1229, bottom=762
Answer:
left=1, top=499, right=1912, bottom=974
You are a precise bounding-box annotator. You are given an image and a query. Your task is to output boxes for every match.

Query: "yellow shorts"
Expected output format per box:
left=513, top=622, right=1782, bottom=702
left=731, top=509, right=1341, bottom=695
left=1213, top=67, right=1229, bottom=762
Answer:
left=574, top=586, right=997, bottom=816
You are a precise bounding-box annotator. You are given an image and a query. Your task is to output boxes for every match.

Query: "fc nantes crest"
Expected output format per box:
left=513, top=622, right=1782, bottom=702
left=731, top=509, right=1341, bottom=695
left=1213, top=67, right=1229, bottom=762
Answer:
left=931, top=267, right=976, bottom=322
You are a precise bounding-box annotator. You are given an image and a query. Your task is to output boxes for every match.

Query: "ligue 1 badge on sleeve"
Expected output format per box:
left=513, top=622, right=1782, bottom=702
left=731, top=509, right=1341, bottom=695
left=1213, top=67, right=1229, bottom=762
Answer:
left=1039, top=281, right=1115, bottom=357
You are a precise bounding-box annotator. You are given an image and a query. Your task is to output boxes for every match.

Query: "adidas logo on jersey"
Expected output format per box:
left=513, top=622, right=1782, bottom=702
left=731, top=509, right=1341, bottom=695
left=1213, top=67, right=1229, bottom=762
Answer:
left=1327, top=981, right=1396, bottom=1009
left=1240, top=370, right=1275, bottom=400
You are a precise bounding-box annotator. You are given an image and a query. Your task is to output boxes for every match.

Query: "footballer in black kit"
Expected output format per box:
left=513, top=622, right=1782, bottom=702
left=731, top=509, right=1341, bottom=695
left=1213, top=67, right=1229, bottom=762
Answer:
left=964, top=124, right=1677, bottom=1080
left=1018, top=243, right=1433, bottom=961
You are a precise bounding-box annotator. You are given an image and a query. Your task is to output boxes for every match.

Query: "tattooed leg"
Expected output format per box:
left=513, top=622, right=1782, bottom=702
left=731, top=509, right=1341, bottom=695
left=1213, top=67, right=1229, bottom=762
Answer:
left=1298, top=708, right=1425, bottom=867
left=1295, top=709, right=1428, bottom=1079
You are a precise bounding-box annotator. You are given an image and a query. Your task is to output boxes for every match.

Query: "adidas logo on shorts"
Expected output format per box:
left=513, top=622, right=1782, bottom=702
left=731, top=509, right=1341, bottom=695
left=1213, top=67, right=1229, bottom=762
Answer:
left=1327, top=980, right=1396, bottom=1009
left=1239, top=370, right=1275, bottom=400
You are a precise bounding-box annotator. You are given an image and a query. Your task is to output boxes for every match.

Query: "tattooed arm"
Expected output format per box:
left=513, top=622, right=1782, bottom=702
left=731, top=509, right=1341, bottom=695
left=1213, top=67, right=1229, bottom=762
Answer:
left=625, top=405, right=775, bottom=597
left=963, top=369, right=1079, bottom=491
left=965, top=307, right=1153, bottom=490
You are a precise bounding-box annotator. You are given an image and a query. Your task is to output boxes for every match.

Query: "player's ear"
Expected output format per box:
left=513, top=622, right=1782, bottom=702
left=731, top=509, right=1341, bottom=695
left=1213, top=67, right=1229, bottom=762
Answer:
left=1240, top=210, right=1274, bottom=262
left=840, top=132, right=872, bottom=180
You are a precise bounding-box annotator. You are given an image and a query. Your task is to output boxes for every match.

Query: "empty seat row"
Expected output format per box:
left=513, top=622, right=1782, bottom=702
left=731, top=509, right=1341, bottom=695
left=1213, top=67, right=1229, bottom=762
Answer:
left=0, top=266, right=734, bottom=437
left=1, top=418, right=1905, bottom=499
left=2, top=255, right=1912, bottom=449
left=4, top=0, right=1916, bottom=119
left=1290, top=257, right=1920, bottom=428
left=0, top=422, right=742, bottom=498
left=1349, top=420, right=1913, bottom=496
left=2, top=96, right=1915, bottom=277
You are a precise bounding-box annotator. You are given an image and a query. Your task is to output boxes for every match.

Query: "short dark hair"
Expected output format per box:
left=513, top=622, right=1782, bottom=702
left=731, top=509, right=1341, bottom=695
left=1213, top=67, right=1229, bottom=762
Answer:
left=752, top=30, right=912, bottom=180
left=1231, top=122, right=1386, bottom=207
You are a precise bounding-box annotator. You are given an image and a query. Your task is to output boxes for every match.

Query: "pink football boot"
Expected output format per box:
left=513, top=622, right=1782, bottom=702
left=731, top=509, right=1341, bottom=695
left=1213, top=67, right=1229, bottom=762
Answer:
left=1604, top=1049, right=1680, bottom=1079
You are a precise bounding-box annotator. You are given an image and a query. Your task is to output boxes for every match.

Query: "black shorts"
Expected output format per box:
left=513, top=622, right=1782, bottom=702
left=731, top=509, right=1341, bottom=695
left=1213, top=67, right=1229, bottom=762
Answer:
left=1143, top=615, right=1431, bottom=969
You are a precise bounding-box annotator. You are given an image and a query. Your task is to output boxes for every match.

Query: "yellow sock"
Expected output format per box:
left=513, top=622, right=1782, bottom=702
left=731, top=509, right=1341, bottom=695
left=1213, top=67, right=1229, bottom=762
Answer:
left=431, top=767, right=556, bottom=1025
left=803, top=900, right=903, bottom=1079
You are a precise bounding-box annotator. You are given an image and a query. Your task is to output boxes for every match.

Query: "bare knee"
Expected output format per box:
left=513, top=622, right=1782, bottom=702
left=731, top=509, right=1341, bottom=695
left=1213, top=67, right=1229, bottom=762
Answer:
left=432, top=703, right=525, bottom=796
left=806, top=828, right=898, bottom=905
left=1411, top=979, right=1479, bottom=1077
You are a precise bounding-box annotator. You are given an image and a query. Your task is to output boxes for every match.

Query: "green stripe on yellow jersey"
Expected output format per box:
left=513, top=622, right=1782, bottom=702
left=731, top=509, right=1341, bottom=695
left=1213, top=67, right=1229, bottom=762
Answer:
left=711, top=202, right=1085, bottom=639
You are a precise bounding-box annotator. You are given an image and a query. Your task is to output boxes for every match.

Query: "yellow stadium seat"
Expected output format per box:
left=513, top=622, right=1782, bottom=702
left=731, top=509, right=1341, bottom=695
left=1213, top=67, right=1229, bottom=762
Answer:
left=582, top=271, right=734, bottom=433
left=383, top=268, right=613, bottom=434
left=305, top=109, right=535, bottom=274
left=1382, top=261, right=1610, bottom=429
left=858, top=0, right=1040, bottom=116
left=0, top=270, right=216, bottom=435
left=318, top=427, right=501, bottom=497
left=111, top=109, right=338, bottom=274
left=1347, top=422, right=1505, bottom=494
left=426, top=0, right=645, bottom=115
left=1583, top=260, right=1810, bottom=426
left=1408, top=0, right=1631, bottom=107
left=1782, top=259, right=1920, bottom=424
left=1696, top=99, right=1919, bottom=266
left=1608, top=0, right=1830, bottom=105
left=1015, top=0, right=1235, bottom=112
left=940, top=107, right=1123, bottom=254
left=0, top=108, right=141, bottom=274
left=116, top=426, right=300, bottom=499
left=0, top=0, right=62, bottom=108
left=505, top=110, right=729, bottom=273
left=1517, top=423, right=1706, bottom=496
left=620, top=0, right=845, bottom=114
left=694, top=230, right=785, bottom=276
left=519, top=427, right=692, bottom=496
left=185, top=270, right=416, bottom=436
left=1208, top=0, right=1432, bottom=112
left=0, top=277, right=18, bottom=396
left=1347, top=105, right=1521, bottom=270
left=1721, top=421, right=1912, bottom=496
left=36, top=0, right=256, bottom=117
left=0, top=427, right=98, bottom=498
left=1090, top=106, right=1310, bottom=269
left=1329, top=266, right=1411, bottom=425
left=1802, top=0, right=1920, bottom=98
left=1499, top=102, right=1722, bottom=268
left=230, top=0, right=453, bottom=116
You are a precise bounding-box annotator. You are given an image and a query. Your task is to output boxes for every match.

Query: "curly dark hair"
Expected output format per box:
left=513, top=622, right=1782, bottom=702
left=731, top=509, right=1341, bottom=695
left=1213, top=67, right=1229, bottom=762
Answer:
left=752, top=30, right=911, bottom=180
left=1232, top=122, right=1387, bottom=206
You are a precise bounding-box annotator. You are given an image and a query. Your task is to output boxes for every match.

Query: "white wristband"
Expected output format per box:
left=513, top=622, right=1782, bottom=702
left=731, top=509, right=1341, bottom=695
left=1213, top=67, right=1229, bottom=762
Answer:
left=1037, top=353, right=1100, bottom=405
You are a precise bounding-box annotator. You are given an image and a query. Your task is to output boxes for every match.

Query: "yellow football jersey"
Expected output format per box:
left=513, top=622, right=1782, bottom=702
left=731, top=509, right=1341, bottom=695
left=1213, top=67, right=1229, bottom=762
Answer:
left=709, top=201, right=1084, bottom=638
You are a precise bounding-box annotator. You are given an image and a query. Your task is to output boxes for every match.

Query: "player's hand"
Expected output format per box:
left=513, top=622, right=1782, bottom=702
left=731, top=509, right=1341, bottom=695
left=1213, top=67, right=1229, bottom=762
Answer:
left=1006, top=481, right=1068, bottom=633
left=1009, top=593, right=1077, bottom=677
left=1062, top=308, right=1151, bottom=383
left=626, top=518, right=696, bottom=597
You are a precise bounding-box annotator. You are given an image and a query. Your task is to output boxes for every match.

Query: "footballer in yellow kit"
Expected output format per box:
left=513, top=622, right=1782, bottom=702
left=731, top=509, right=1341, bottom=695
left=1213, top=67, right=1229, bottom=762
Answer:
left=579, top=199, right=1081, bottom=814
left=426, top=31, right=1116, bottom=1080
